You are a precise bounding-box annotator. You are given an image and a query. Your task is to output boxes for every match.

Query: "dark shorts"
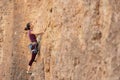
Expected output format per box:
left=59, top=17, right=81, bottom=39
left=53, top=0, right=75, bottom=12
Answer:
left=29, top=43, right=38, bottom=54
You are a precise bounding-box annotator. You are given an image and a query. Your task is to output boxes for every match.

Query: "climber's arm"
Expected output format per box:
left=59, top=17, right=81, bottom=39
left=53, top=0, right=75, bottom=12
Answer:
left=31, top=31, right=44, bottom=36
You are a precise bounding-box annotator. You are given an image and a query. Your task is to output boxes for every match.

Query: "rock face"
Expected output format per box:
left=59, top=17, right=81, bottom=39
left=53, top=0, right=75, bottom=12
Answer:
left=0, top=0, right=120, bottom=80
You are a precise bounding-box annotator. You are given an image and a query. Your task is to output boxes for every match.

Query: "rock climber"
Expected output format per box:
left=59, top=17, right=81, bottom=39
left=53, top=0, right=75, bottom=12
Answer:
left=24, top=22, right=44, bottom=74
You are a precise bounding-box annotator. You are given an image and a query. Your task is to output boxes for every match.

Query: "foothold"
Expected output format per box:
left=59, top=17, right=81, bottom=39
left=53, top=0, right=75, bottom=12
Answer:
left=74, top=57, right=80, bottom=67
left=46, top=68, right=50, bottom=72
left=92, top=31, right=102, bottom=40
left=63, top=8, right=66, bottom=11
left=50, top=8, right=53, bottom=13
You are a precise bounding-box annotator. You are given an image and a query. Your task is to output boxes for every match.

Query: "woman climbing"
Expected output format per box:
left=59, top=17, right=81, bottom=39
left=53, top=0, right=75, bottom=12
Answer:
left=24, top=22, right=44, bottom=73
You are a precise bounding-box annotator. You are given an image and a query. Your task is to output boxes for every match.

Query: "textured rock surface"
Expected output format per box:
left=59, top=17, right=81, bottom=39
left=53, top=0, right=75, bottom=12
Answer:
left=0, top=0, right=14, bottom=80
left=0, top=0, right=120, bottom=80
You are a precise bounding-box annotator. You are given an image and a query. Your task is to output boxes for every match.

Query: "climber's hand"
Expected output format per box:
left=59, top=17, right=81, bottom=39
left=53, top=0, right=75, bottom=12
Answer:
left=37, top=32, right=44, bottom=35
left=31, top=31, right=44, bottom=35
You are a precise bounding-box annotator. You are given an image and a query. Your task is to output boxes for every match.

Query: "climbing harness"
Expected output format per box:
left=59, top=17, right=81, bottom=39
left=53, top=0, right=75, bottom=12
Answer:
left=28, top=42, right=38, bottom=54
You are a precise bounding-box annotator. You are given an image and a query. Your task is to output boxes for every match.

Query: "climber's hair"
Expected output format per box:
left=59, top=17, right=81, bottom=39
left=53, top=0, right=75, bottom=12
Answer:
left=24, top=23, right=31, bottom=30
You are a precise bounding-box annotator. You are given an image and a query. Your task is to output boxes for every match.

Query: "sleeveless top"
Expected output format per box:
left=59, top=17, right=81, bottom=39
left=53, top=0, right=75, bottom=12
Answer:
left=28, top=30, right=37, bottom=42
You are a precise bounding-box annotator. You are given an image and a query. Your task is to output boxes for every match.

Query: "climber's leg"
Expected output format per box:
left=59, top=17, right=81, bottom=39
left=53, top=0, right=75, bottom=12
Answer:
left=27, top=52, right=37, bottom=73
left=27, top=65, right=31, bottom=73
left=29, top=52, right=37, bottom=66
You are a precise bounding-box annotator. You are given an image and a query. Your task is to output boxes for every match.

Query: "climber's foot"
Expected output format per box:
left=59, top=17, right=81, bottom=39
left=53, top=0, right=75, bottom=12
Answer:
left=26, top=71, right=32, bottom=74
left=34, top=60, right=37, bottom=62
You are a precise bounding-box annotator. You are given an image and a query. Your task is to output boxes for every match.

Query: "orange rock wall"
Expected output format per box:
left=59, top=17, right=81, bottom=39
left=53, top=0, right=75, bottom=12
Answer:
left=0, top=0, right=120, bottom=80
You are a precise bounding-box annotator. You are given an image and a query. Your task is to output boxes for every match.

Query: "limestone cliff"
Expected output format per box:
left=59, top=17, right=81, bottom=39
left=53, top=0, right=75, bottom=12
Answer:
left=0, top=0, right=120, bottom=80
